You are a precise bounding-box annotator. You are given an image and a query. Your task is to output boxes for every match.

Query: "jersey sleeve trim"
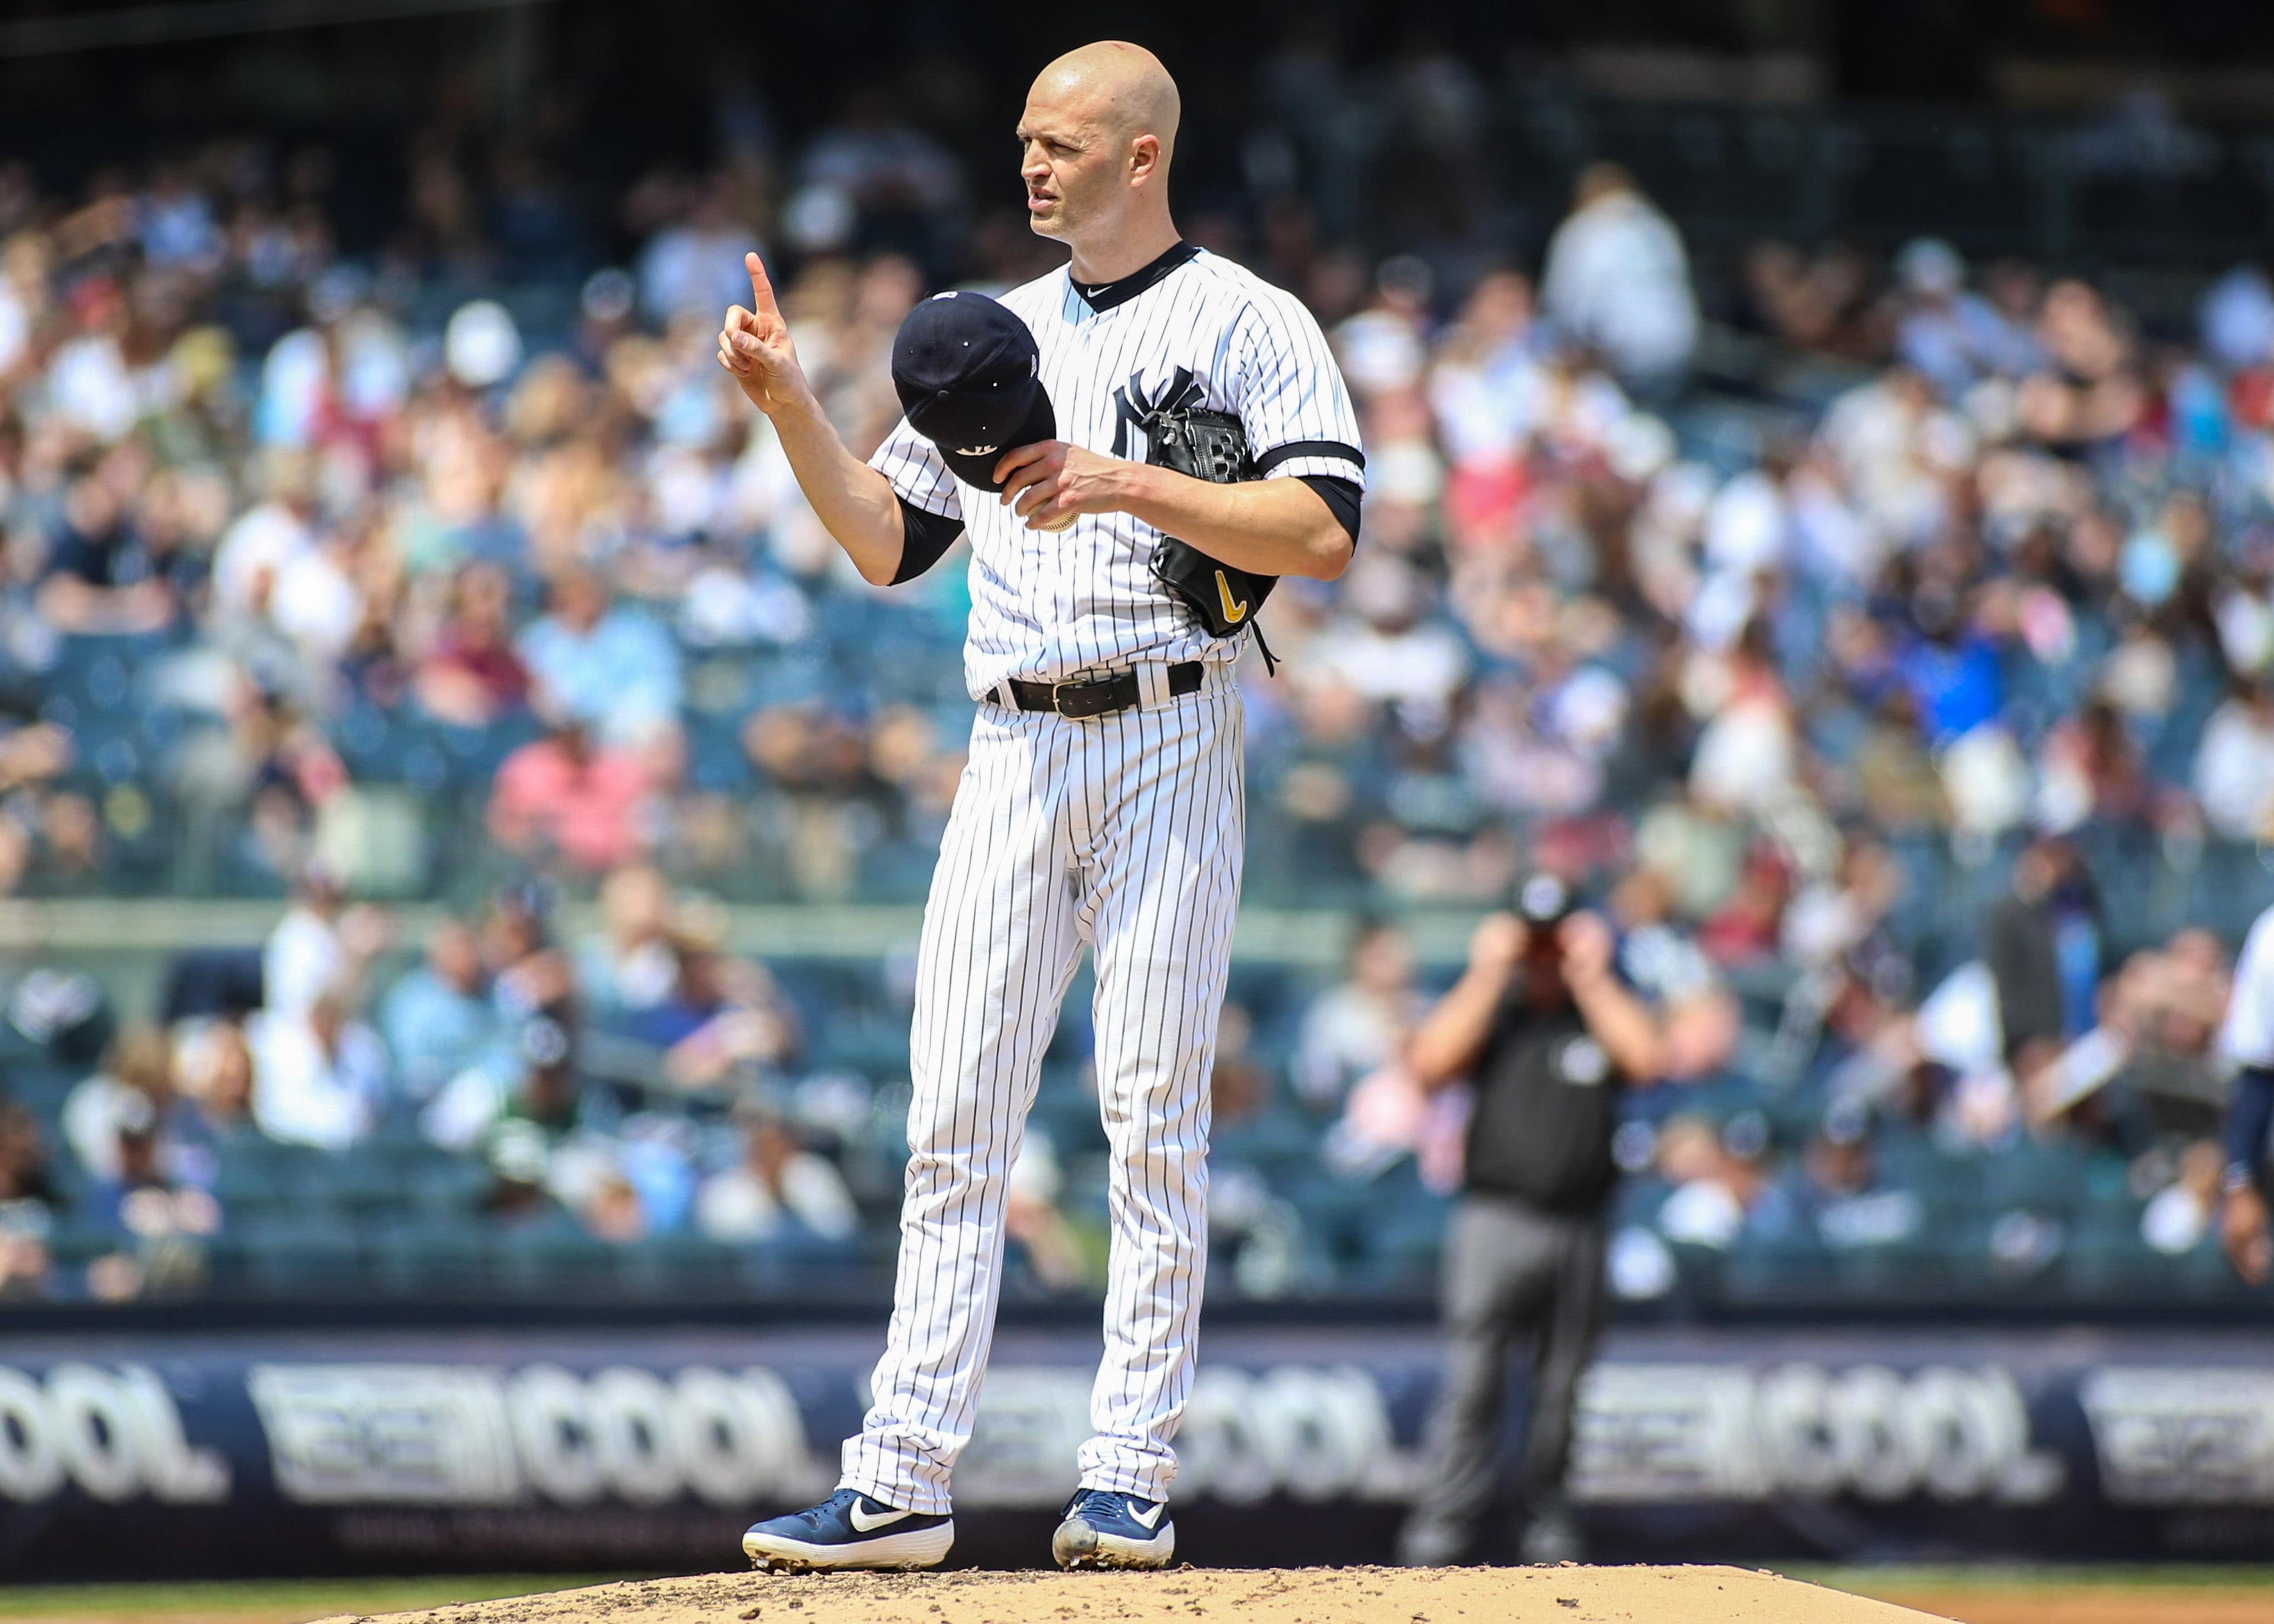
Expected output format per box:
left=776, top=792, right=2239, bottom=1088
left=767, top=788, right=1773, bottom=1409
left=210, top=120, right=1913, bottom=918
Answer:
left=1255, top=439, right=1367, bottom=475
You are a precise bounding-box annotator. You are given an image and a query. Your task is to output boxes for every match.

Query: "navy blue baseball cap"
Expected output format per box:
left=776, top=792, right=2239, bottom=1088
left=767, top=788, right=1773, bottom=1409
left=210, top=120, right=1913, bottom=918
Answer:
left=891, top=291, right=1056, bottom=492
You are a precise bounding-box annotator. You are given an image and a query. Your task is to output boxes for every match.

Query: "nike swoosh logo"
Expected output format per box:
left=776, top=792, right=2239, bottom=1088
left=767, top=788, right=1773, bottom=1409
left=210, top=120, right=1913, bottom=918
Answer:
left=849, top=1502, right=913, bottom=1533
left=1213, top=570, right=1250, bottom=625
left=1130, top=1500, right=1167, bottom=1530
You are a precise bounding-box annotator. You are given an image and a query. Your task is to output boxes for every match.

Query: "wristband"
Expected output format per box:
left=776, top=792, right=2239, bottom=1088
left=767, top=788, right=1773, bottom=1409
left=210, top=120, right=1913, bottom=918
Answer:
left=2228, top=1163, right=2263, bottom=1197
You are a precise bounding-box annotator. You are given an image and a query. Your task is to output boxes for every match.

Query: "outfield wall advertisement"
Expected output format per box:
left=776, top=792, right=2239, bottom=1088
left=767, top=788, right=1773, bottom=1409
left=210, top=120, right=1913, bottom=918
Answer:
left=0, top=1326, right=2269, bottom=1575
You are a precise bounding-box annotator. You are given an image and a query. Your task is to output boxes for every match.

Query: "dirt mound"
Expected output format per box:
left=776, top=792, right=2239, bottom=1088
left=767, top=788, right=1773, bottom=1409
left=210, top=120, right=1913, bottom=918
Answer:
left=312, top=1564, right=1954, bottom=1624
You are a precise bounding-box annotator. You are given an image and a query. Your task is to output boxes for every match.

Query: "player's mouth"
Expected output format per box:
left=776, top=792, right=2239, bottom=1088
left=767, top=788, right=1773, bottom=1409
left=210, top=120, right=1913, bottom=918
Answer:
left=1026, top=189, right=1057, bottom=212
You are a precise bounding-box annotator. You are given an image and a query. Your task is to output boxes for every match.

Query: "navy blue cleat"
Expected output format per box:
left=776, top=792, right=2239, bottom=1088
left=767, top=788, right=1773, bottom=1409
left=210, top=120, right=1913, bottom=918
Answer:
left=741, top=1488, right=954, bottom=1572
left=1051, top=1487, right=1175, bottom=1570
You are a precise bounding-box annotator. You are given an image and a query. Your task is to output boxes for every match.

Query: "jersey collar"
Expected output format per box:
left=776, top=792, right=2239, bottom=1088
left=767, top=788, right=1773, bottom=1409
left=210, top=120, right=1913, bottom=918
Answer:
left=1069, top=240, right=1199, bottom=313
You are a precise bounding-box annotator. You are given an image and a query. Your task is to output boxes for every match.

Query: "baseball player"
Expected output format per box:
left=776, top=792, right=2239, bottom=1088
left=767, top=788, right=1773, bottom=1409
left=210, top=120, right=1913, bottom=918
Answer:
left=725, top=41, right=1364, bottom=1571
left=2217, top=903, right=2274, bottom=1285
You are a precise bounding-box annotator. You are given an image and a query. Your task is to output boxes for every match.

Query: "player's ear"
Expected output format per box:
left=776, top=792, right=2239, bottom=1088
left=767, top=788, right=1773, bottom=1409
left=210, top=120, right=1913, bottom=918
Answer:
left=1128, top=133, right=1160, bottom=186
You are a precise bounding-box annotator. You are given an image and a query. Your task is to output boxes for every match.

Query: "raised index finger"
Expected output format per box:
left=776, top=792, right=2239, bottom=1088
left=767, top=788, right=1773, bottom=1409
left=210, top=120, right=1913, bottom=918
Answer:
left=746, top=251, right=781, bottom=319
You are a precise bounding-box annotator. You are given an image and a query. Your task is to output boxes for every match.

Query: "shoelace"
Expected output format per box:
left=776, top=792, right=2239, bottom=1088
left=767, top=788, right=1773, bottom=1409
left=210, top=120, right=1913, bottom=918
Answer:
left=1067, top=1488, right=1135, bottom=1520
left=811, top=1488, right=861, bottom=1524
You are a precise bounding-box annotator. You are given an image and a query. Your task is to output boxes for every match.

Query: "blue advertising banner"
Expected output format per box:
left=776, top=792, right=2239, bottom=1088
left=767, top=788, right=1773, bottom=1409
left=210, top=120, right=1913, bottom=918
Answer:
left=0, top=1324, right=2269, bottom=1576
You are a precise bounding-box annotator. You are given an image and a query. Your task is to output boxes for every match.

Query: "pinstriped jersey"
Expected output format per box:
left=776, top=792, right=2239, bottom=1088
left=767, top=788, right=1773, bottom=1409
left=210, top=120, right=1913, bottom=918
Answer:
left=868, top=245, right=1365, bottom=697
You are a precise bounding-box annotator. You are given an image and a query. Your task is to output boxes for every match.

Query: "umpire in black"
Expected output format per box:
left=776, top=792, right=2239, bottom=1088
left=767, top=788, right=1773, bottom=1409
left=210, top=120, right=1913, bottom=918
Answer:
left=1396, top=874, right=1665, bottom=1567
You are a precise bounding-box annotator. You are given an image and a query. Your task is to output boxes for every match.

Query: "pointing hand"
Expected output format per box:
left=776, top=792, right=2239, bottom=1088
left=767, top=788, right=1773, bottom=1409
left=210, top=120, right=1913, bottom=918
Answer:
left=718, top=251, right=810, bottom=418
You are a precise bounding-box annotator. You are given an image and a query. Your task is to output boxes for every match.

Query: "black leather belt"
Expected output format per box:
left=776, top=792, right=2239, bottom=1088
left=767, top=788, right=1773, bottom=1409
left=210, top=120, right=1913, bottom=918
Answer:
left=988, top=661, right=1205, bottom=719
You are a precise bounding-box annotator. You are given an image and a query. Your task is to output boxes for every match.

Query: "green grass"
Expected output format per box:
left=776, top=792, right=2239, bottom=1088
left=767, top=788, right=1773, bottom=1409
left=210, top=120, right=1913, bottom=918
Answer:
left=0, top=1575, right=635, bottom=1623
left=1794, top=1566, right=2274, bottom=1590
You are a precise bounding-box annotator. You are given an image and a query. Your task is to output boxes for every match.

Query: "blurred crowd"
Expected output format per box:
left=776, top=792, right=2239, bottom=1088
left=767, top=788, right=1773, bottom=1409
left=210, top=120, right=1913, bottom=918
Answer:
left=3, top=100, right=2274, bottom=1302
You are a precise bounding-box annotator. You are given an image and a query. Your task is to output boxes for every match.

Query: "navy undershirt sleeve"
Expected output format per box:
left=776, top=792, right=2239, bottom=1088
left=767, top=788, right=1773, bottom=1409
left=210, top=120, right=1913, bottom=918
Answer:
left=2228, top=1063, right=2274, bottom=1181
left=1296, top=474, right=1363, bottom=544
left=891, top=497, right=965, bottom=586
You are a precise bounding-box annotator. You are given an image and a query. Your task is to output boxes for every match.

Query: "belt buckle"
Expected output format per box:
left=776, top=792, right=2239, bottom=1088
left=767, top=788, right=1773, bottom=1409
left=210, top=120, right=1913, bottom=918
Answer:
left=1052, top=678, right=1109, bottom=719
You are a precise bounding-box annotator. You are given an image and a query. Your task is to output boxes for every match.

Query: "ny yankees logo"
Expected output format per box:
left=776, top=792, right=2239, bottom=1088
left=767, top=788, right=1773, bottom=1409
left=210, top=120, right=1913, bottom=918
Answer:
left=1112, top=366, right=1205, bottom=458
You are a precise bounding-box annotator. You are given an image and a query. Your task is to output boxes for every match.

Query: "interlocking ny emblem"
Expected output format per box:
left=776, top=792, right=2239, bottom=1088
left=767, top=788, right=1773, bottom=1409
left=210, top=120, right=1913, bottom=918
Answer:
left=1112, top=366, right=1205, bottom=458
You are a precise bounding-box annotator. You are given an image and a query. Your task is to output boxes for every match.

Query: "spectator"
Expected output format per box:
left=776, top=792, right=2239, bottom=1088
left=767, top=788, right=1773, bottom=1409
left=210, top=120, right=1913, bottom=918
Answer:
left=0, top=1104, right=59, bottom=1296
left=174, top=1019, right=259, bottom=1148
left=576, top=863, right=680, bottom=1020
left=695, top=1105, right=857, bottom=1244
left=413, top=561, right=532, bottom=726
left=1207, top=1001, right=1274, bottom=1130
left=2028, top=931, right=2233, bottom=1147
left=1331, top=253, right=1432, bottom=399
left=517, top=566, right=683, bottom=744
left=36, top=468, right=182, bottom=635
left=83, top=1090, right=221, bottom=1300
left=487, top=719, right=655, bottom=874
left=380, top=919, right=500, bottom=1101
left=794, top=88, right=965, bottom=271
left=632, top=932, right=801, bottom=1091
left=1539, top=163, right=1698, bottom=391
left=2195, top=680, right=2274, bottom=842
left=637, top=175, right=765, bottom=325
left=1891, top=238, right=2016, bottom=401
left=247, top=991, right=390, bottom=1150
left=210, top=449, right=322, bottom=623
left=1984, top=832, right=2106, bottom=1065
left=1611, top=869, right=1742, bottom=1080
left=1656, top=1112, right=1773, bottom=1249
left=62, top=1022, right=176, bottom=1183
left=2143, top=1138, right=2228, bottom=1255
left=1751, top=1103, right=1922, bottom=1250
left=1314, top=554, right=1470, bottom=718
left=262, top=869, right=389, bottom=1022
left=425, top=1014, right=609, bottom=1155
left=478, top=1118, right=571, bottom=1226
left=1293, top=918, right=1424, bottom=1111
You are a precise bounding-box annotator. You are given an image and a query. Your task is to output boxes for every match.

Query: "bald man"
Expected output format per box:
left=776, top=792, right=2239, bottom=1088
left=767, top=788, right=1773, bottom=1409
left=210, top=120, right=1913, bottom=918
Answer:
left=731, top=43, right=1364, bottom=1572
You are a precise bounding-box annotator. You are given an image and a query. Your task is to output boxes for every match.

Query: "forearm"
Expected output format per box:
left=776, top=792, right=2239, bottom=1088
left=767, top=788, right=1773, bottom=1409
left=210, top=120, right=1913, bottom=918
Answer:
left=763, top=393, right=907, bottom=586
left=1569, top=972, right=1665, bottom=1084
left=1116, top=464, right=1353, bottom=580
left=1406, top=970, right=1508, bottom=1089
left=2228, top=1063, right=2274, bottom=1186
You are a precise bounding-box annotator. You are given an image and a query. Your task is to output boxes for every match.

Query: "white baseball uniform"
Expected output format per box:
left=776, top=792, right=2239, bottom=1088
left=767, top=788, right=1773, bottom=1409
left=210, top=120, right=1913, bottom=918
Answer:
left=839, top=243, right=1364, bottom=1513
left=2221, top=904, right=2274, bottom=1068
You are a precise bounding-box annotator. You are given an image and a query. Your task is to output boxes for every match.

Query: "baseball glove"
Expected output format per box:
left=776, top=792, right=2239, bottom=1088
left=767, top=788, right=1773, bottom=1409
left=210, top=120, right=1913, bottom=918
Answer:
left=1142, top=406, right=1280, bottom=673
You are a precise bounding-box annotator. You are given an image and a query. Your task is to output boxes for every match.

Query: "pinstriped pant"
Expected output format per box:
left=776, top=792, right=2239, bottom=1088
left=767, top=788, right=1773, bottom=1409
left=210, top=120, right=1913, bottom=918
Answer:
left=839, top=670, right=1244, bottom=1514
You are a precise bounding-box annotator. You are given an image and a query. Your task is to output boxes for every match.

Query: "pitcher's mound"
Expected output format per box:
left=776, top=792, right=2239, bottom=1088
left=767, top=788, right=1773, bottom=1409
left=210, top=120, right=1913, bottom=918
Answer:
left=313, top=1564, right=1956, bottom=1624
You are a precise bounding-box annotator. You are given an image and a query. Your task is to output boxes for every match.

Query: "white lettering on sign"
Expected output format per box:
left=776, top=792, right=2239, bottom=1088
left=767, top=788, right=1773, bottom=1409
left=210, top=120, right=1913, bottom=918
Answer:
left=2077, top=1368, right=2274, bottom=1505
left=953, top=1364, right=1417, bottom=1510
left=1571, top=1362, right=2063, bottom=1506
left=247, top=1363, right=823, bottom=1509
left=0, top=1365, right=227, bottom=1504
left=249, top=1365, right=520, bottom=1506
